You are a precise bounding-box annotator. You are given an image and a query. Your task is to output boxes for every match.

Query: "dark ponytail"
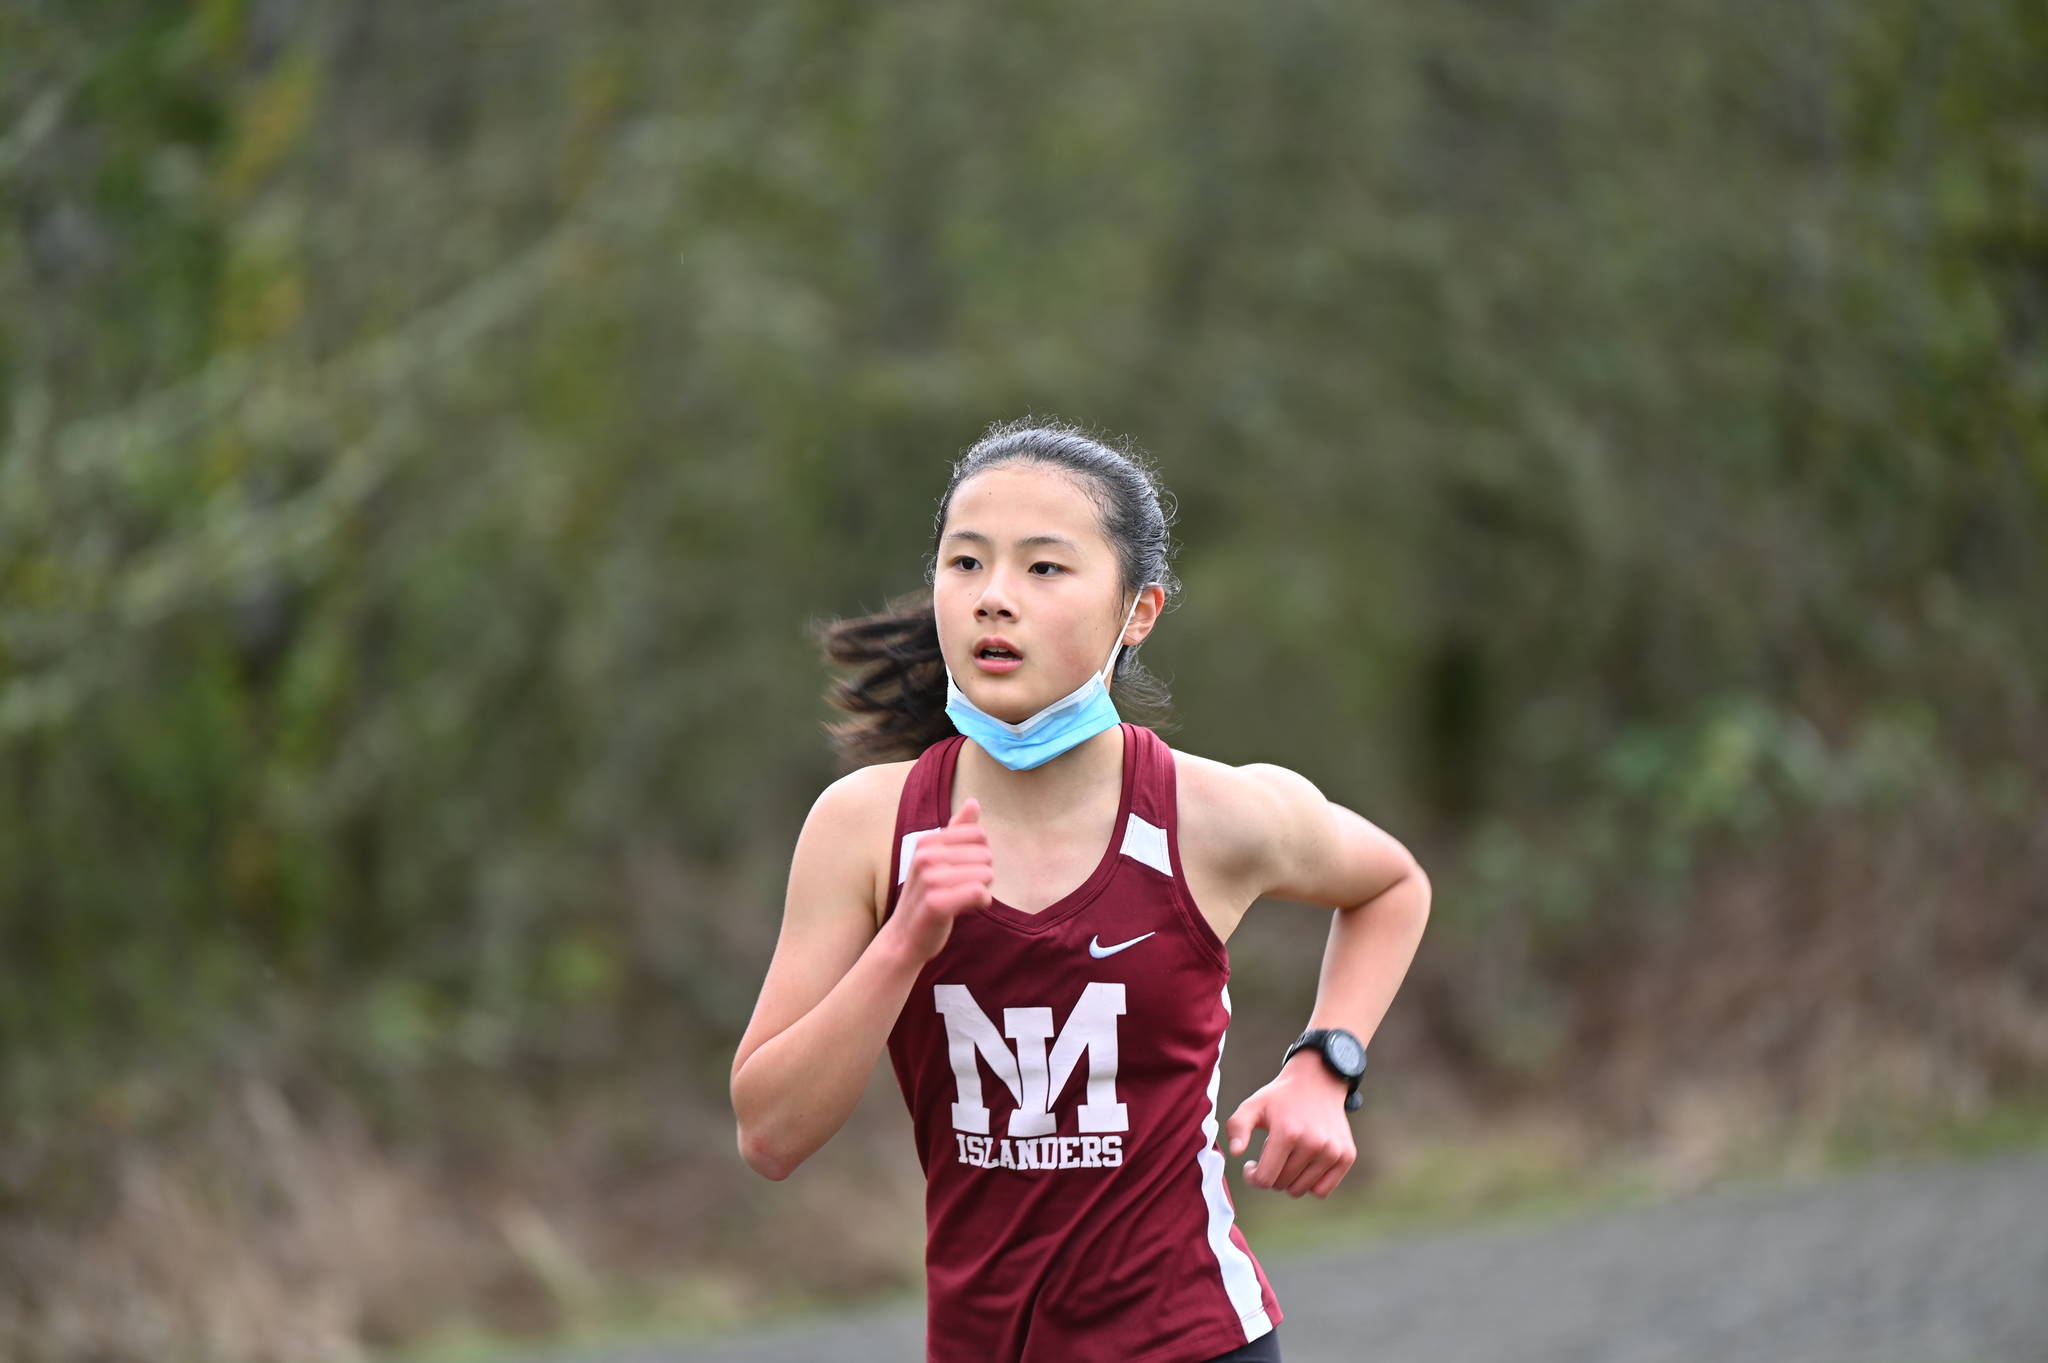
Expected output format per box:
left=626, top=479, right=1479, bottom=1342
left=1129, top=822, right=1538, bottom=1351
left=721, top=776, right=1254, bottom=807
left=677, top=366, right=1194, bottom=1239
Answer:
left=811, top=416, right=1184, bottom=769
left=811, top=587, right=953, bottom=770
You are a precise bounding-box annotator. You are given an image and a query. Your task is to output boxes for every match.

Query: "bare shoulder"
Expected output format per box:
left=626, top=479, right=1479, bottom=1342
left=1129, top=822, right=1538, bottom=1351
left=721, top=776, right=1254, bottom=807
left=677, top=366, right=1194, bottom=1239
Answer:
left=1168, top=746, right=1265, bottom=864
left=731, top=757, right=917, bottom=1085
left=813, top=757, right=918, bottom=932
left=1168, top=745, right=1420, bottom=911
left=817, top=754, right=917, bottom=812
left=1166, top=747, right=1325, bottom=871
left=1163, top=744, right=1286, bottom=929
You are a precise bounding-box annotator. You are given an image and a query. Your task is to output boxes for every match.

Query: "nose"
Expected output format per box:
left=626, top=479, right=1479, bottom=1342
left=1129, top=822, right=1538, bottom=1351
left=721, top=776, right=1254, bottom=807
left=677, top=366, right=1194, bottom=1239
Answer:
left=974, top=564, right=1019, bottom=619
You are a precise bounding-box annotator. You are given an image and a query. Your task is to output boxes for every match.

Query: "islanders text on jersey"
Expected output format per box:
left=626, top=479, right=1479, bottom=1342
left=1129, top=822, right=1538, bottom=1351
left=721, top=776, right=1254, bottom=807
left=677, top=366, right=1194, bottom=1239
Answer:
left=935, top=980, right=1128, bottom=1171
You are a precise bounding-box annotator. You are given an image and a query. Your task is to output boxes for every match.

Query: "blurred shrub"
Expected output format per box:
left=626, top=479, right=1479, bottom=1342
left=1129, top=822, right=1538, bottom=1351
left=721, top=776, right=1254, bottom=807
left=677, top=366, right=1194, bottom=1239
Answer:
left=0, top=0, right=2042, bottom=1127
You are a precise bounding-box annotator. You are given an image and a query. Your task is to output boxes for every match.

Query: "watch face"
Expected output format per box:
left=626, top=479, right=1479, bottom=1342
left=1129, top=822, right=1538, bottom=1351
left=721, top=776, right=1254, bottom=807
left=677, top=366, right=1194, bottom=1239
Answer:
left=1328, top=1033, right=1365, bottom=1076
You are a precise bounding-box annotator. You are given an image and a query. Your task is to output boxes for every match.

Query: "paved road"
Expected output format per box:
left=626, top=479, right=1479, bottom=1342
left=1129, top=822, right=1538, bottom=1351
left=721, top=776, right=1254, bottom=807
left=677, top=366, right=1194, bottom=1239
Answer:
left=564, top=1148, right=2048, bottom=1363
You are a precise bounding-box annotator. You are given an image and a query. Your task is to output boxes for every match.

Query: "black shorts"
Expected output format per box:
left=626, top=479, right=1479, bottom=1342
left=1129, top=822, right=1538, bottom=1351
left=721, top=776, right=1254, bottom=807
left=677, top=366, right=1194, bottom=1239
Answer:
left=1199, top=1324, right=1281, bottom=1362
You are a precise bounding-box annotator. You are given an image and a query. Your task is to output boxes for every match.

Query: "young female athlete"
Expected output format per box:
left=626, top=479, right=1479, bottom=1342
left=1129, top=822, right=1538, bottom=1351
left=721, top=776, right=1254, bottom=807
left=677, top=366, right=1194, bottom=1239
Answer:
left=731, top=420, right=1432, bottom=1363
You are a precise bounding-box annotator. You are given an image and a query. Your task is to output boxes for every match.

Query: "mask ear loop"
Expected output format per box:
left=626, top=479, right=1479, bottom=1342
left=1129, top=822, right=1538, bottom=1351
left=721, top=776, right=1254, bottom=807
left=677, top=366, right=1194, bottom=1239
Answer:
left=1100, top=583, right=1153, bottom=686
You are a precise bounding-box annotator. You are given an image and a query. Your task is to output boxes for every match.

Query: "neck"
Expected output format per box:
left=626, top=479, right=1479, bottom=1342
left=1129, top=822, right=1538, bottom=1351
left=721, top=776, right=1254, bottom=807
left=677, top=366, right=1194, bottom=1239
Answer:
left=957, top=723, right=1126, bottom=825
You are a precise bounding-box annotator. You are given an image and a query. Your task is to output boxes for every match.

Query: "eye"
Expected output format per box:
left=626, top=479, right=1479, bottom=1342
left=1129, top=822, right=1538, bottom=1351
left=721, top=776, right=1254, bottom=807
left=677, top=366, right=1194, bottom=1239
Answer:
left=947, top=556, right=1062, bottom=576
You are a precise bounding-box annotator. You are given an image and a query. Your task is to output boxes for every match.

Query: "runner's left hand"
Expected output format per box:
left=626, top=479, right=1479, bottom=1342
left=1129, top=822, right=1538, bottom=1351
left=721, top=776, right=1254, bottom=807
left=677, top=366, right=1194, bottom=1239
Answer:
left=1222, top=1060, right=1357, bottom=1199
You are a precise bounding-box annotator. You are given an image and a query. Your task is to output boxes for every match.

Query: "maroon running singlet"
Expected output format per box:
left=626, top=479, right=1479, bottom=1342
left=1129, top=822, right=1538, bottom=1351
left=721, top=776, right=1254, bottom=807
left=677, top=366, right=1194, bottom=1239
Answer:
left=883, top=723, right=1285, bottom=1363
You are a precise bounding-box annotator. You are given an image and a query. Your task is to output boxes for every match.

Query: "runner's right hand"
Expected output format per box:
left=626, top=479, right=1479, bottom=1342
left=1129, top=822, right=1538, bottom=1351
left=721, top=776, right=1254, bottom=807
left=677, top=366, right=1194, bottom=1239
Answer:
left=887, top=797, right=994, bottom=964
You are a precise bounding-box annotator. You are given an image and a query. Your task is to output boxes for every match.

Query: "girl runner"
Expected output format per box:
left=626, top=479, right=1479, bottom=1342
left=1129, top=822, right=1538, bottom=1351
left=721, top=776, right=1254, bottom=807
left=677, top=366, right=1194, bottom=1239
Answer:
left=732, top=419, right=1432, bottom=1362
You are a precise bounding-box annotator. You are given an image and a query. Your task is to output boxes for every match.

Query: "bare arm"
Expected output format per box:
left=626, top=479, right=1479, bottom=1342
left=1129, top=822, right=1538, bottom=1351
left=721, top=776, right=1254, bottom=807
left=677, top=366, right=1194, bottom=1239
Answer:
left=1242, top=762, right=1431, bottom=1063
left=1222, top=762, right=1431, bottom=1199
left=730, top=768, right=921, bottom=1180
left=730, top=773, right=992, bottom=1181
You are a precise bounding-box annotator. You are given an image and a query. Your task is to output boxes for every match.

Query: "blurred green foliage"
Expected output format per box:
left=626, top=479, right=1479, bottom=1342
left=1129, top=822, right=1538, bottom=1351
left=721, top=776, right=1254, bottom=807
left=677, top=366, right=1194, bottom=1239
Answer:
left=1, top=0, right=2043, bottom=1128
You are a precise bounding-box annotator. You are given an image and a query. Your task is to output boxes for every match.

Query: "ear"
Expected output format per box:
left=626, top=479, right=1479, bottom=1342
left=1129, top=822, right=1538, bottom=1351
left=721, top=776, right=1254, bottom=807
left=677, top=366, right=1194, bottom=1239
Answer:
left=1124, top=582, right=1167, bottom=646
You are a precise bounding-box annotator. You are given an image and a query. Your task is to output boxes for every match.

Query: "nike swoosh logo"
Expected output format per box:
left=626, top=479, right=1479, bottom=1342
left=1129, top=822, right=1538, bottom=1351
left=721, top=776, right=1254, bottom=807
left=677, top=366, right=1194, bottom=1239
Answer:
left=1088, top=932, right=1157, bottom=959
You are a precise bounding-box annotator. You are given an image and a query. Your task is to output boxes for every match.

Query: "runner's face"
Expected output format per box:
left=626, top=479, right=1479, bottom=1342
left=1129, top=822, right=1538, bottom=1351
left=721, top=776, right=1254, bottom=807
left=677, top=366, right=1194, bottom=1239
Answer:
left=936, top=466, right=1129, bottom=726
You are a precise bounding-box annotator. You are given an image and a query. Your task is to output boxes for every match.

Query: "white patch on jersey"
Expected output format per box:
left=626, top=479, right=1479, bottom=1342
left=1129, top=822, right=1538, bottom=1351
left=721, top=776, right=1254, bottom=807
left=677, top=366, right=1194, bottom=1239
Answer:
left=897, top=827, right=940, bottom=884
left=1119, top=812, right=1171, bottom=876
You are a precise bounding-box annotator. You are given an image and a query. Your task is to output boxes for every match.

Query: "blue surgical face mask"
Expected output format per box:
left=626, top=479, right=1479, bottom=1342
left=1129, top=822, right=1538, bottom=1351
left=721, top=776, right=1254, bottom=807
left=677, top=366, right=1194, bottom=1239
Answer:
left=943, top=586, right=1150, bottom=772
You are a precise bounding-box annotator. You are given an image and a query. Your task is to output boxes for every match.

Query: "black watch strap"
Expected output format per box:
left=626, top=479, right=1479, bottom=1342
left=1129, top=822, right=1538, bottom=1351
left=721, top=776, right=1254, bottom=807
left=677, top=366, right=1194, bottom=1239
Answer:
left=1282, top=1028, right=1366, bottom=1112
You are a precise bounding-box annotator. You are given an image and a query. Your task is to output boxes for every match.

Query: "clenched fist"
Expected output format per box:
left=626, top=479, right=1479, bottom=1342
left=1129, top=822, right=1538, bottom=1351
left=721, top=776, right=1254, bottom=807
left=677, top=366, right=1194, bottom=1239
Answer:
left=886, top=797, right=995, bottom=964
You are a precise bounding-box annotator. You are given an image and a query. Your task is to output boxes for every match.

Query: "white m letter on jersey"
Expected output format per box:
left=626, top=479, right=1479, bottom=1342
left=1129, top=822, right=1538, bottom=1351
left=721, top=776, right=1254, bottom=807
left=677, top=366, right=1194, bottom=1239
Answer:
left=932, top=982, right=1129, bottom=1138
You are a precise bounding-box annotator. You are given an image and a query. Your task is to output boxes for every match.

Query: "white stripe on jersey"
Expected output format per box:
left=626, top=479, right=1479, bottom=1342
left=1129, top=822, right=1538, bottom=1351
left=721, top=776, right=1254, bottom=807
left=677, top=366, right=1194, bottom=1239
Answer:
left=1196, top=981, right=1276, bottom=1342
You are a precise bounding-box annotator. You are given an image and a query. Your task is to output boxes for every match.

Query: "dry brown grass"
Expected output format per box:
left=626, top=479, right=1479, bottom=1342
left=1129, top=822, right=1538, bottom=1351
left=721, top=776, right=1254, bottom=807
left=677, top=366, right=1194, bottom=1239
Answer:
left=0, top=1051, right=942, bottom=1363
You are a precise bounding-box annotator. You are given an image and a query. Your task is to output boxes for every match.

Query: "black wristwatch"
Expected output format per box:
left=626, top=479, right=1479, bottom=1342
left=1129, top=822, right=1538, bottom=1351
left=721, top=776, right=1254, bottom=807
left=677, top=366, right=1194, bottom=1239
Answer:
left=1282, top=1027, right=1367, bottom=1112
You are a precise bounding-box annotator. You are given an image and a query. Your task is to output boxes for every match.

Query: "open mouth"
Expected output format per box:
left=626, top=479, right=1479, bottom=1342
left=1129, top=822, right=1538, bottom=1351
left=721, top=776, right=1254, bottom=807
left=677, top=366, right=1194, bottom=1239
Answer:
left=973, top=640, right=1024, bottom=672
